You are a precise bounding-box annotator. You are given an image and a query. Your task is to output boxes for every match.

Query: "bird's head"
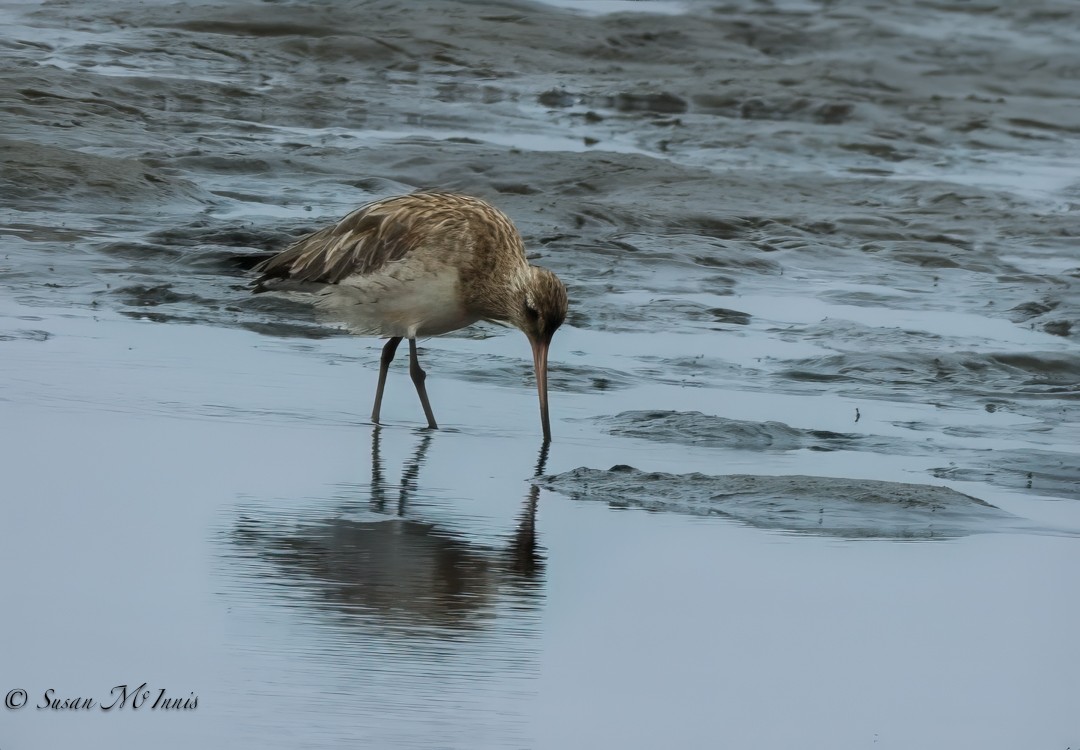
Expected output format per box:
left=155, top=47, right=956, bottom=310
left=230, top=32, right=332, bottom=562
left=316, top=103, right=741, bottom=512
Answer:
left=513, top=266, right=568, bottom=344
left=512, top=266, right=567, bottom=443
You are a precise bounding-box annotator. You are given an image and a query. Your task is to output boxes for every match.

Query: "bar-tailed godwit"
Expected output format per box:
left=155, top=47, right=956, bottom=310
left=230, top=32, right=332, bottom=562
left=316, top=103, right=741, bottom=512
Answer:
left=253, top=192, right=568, bottom=441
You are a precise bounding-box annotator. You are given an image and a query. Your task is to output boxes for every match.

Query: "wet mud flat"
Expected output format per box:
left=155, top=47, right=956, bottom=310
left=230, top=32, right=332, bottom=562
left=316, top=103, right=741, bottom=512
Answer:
left=3, top=0, right=1078, bottom=500
left=2, top=0, right=1080, bottom=748
left=540, top=464, right=1021, bottom=539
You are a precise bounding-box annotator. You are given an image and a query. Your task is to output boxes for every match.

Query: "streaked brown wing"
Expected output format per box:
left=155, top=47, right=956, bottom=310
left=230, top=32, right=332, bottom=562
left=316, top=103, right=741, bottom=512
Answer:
left=253, top=195, right=438, bottom=289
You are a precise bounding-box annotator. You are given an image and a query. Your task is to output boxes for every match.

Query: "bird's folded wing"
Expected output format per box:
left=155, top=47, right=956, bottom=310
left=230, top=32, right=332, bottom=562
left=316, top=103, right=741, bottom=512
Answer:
left=253, top=200, right=435, bottom=288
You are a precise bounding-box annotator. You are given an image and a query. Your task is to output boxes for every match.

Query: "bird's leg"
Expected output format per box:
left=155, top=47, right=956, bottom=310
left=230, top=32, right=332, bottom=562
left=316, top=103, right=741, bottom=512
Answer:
left=408, top=338, right=438, bottom=430
left=371, top=336, right=402, bottom=424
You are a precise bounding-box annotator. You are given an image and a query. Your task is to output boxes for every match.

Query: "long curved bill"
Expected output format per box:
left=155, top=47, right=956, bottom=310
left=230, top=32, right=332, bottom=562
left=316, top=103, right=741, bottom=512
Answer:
left=530, top=336, right=552, bottom=442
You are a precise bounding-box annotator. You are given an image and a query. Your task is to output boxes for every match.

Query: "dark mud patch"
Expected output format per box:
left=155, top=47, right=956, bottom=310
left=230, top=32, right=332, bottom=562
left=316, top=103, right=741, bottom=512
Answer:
left=0, top=138, right=210, bottom=212
left=595, top=410, right=876, bottom=452
left=540, top=465, right=1019, bottom=539
left=931, top=449, right=1080, bottom=501
left=605, top=233, right=783, bottom=274
left=87, top=223, right=354, bottom=336
left=776, top=351, right=1080, bottom=402
left=774, top=319, right=947, bottom=348
left=571, top=297, right=748, bottom=333
left=1009, top=288, right=1080, bottom=340
left=0, top=328, right=51, bottom=342
left=96, top=270, right=345, bottom=338
left=455, top=355, right=635, bottom=394
left=539, top=89, right=689, bottom=115
left=629, top=355, right=765, bottom=389
left=113, top=283, right=212, bottom=308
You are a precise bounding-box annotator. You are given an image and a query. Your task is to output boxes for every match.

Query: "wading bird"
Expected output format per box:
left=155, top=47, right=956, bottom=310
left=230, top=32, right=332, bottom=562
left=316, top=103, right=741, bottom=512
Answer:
left=253, top=192, right=568, bottom=441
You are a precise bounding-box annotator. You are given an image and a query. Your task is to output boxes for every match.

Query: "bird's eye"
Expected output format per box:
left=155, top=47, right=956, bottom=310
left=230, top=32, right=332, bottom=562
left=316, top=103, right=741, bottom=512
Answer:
left=524, top=304, right=539, bottom=321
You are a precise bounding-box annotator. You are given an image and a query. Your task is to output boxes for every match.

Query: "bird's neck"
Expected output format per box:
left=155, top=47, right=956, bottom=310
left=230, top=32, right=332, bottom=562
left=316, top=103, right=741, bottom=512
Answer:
left=464, top=263, right=532, bottom=325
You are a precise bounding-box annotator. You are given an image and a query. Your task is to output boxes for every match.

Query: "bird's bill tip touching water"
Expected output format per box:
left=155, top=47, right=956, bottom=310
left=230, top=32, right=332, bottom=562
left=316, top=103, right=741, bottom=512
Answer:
left=530, top=335, right=552, bottom=442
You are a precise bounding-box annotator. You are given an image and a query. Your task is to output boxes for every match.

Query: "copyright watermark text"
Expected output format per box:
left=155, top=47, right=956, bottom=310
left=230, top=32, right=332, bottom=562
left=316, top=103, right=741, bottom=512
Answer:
left=5, top=684, right=198, bottom=712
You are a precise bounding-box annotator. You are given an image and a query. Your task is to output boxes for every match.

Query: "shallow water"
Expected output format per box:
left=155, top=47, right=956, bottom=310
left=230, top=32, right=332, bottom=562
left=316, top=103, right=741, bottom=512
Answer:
left=2, top=0, right=1079, bottom=747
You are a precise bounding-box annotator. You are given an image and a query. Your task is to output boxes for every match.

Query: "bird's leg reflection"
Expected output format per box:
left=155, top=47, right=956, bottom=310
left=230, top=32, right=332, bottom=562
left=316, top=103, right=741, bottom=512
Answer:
left=533, top=439, right=551, bottom=478
left=368, top=428, right=546, bottom=580
left=398, top=431, right=433, bottom=516
left=369, top=425, right=433, bottom=516
left=370, top=424, right=387, bottom=511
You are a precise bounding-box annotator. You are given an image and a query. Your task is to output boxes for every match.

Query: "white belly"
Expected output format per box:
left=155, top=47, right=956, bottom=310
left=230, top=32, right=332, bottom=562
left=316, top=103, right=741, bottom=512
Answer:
left=316, top=262, right=480, bottom=338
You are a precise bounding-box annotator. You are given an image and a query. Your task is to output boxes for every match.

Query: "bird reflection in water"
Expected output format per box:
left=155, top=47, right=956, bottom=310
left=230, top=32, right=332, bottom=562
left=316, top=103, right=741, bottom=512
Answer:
left=230, top=429, right=547, bottom=634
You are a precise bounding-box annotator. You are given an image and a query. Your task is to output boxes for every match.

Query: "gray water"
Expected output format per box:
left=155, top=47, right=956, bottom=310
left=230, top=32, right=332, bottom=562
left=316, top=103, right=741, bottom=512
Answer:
left=2, top=0, right=1079, bottom=748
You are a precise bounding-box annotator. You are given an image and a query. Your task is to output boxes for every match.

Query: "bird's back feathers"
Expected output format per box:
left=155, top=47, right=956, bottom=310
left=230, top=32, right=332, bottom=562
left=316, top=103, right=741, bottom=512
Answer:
left=252, top=192, right=521, bottom=291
